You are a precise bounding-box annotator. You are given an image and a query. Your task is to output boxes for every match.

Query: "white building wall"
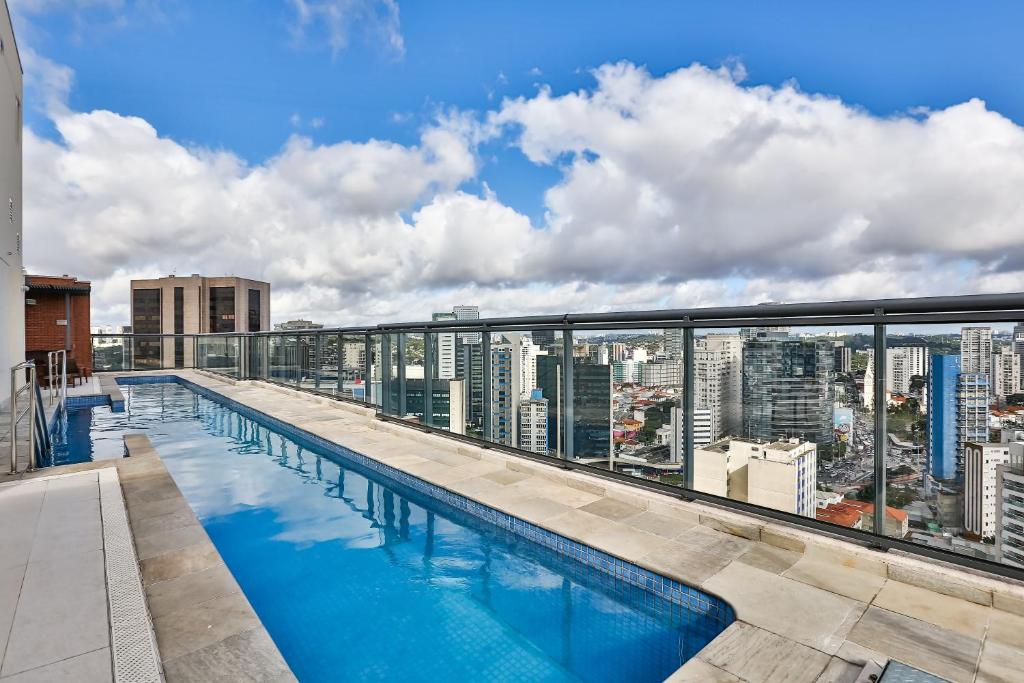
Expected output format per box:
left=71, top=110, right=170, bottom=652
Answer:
left=964, top=442, right=1011, bottom=538
left=992, top=348, right=1021, bottom=399
left=0, top=7, right=23, bottom=398
left=961, top=327, right=994, bottom=386
left=996, top=443, right=1024, bottom=568
left=518, top=397, right=548, bottom=454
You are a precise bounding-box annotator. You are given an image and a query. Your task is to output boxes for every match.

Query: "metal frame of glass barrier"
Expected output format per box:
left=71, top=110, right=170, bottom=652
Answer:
left=89, top=292, right=1024, bottom=580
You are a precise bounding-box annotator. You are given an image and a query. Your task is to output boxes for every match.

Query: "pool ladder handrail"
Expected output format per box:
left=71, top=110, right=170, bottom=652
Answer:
left=6, top=361, right=40, bottom=473
left=47, top=349, right=68, bottom=411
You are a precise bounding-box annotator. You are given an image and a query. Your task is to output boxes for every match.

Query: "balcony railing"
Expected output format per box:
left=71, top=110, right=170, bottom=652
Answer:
left=91, top=292, right=1024, bottom=580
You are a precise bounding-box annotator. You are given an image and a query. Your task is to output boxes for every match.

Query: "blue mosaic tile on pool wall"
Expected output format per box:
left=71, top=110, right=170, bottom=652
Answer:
left=67, top=394, right=112, bottom=408
left=117, top=373, right=735, bottom=627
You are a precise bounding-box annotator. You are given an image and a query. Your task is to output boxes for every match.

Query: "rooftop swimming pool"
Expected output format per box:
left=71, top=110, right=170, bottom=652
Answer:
left=53, top=378, right=733, bottom=682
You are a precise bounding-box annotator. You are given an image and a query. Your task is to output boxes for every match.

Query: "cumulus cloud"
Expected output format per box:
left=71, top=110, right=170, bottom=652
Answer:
left=287, top=0, right=404, bottom=59
left=491, top=61, right=1024, bottom=286
left=20, top=57, right=1024, bottom=326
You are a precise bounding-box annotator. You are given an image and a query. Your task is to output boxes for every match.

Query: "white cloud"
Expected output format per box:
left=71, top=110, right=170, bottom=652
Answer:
left=20, top=57, right=1024, bottom=327
left=287, top=0, right=404, bottom=59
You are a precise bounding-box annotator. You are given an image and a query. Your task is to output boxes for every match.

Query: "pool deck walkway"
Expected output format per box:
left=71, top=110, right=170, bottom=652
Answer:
left=5, top=369, right=1024, bottom=682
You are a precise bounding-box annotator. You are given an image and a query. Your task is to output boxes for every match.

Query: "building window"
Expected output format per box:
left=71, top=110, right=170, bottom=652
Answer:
left=248, top=289, right=261, bottom=332
left=132, top=289, right=161, bottom=368
left=174, top=287, right=184, bottom=368
left=209, top=286, right=235, bottom=333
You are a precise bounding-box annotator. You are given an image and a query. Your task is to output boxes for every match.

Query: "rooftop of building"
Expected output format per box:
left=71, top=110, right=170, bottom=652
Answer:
left=24, top=274, right=91, bottom=293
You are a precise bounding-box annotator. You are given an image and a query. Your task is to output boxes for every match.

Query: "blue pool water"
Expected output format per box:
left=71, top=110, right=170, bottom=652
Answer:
left=56, top=380, right=730, bottom=682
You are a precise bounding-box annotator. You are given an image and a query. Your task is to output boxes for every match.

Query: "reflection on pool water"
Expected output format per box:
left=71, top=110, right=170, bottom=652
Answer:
left=59, top=381, right=730, bottom=682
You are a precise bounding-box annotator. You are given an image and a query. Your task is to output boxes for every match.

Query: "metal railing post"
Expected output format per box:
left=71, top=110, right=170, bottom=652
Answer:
left=314, top=333, right=322, bottom=390
left=363, top=334, right=373, bottom=405
left=683, top=325, right=695, bottom=489
left=482, top=331, right=491, bottom=440
left=397, top=334, right=407, bottom=417
left=336, top=333, right=344, bottom=396
left=562, top=329, right=574, bottom=460
left=423, top=333, right=434, bottom=427
left=873, top=313, right=888, bottom=537
left=381, top=334, right=392, bottom=414
left=9, top=367, right=17, bottom=473
left=27, top=366, right=37, bottom=471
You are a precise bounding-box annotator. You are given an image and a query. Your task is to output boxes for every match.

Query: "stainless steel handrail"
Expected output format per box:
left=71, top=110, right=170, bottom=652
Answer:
left=47, top=349, right=67, bottom=409
left=8, top=361, right=37, bottom=474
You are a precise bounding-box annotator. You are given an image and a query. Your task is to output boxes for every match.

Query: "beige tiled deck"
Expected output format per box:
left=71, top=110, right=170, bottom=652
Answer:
left=11, top=369, right=1024, bottom=682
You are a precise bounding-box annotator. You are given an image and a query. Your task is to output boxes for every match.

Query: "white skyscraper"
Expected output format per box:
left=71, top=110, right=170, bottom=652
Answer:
left=887, top=346, right=928, bottom=394
left=992, top=347, right=1021, bottom=399
left=995, top=442, right=1024, bottom=567
left=663, top=328, right=683, bottom=360
left=519, top=390, right=549, bottom=454
left=961, top=327, right=994, bottom=387
left=695, top=334, right=744, bottom=438
left=453, top=305, right=481, bottom=343
left=964, top=442, right=1011, bottom=539
left=490, top=333, right=541, bottom=448
left=432, top=312, right=457, bottom=380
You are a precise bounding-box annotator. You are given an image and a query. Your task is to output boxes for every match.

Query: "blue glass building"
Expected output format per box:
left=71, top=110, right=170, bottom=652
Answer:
left=928, top=354, right=960, bottom=480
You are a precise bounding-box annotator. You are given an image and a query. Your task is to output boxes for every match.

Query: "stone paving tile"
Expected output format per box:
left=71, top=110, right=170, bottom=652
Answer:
left=507, top=497, right=573, bottom=524
left=0, top=647, right=112, bottom=683
left=481, top=469, right=532, bottom=486
left=846, top=606, right=980, bottom=683
left=579, top=496, right=646, bottom=521
left=703, top=562, right=866, bottom=654
left=638, top=537, right=744, bottom=586
left=813, top=657, right=861, bottom=683
left=621, top=510, right=696, bottom=539
left=139, top=540, right=223, bottom=585
left=664, top=658, right=742, bottom=682
left=1, top=550, right=109, bottom=677
left=782, top=556, right=886, bottom=603
left=134, top=520, right=209, bottom=561
left=976, top=639, right=1024, bottom=683
left=161, top=628, right=295, bottom=683
left=736, top=543, right=802, bottom=574
left=152, top=592, right=262, bottom=662
left=871, top=580, right=991, bottom=640
left=698, top=622, right=831, bottom=683
left=145, top=564, right=242, bottom=620
left=0, top=564, right=26, bottom=667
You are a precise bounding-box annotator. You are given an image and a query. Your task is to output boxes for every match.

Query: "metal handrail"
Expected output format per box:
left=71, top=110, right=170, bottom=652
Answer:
left=8, top=361, right=37, bottom=473
left=47, top=349, right=67, bottom=409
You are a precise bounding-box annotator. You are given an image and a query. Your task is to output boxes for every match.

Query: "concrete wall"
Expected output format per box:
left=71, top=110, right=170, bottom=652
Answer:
left=0, top=2, right=23, bottom=400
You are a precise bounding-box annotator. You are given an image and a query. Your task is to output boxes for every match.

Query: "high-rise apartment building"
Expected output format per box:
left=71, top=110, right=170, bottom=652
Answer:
left=928, top=355, right=960, bottom=481
left=130, top=275, right=270, bottom=368
left=453, top=305, right=481, bottom=343
left=961, top=327, right=993, bottom=387
left=692, top=437, right=817, bottom=518
left=609, top=342, right=628, bottom=362
left=888, top=346, right=928, bottom=394
left=696, top=334, right=744, bottom=438
left=992, top=346, right=1021, bottom=399
left=964, top=442, right=1011, bottom=539
left=0, top=7, right=23, bottom=385
left=742, top=338, right=834, bottom=448
left=535, top=355, right=612, bottom=460
left=995, top=442, right=1024, bottom=568
left=400, top=378, right=465, bottom=435
left=1013, top=323, right=1024, bottom=357
left=640, top=359, right=682, bottom=387
left=455, top=338, right=484, bottom=430
left=663, top=328, right=683, bottom=360
left=431, top=312, right=457, bottom=380
left=667, top=406, right=714, bottom=464
left=957, top=373, right=990, bottom=460
left=518, top=390, right=549, bottom=454
left=833, top=342, right=852, bottom=374
left=489, top=333, right=542, bottom=447
left=530, top=329, right=556, bottom=351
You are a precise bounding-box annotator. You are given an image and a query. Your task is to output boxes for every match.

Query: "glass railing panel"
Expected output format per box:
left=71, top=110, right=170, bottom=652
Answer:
left=197, top=335, right=240, bottom=377
left=680, top=324, right=875, bottom=528
left=92, top=335, right=127, bottom=371
left=887, top=319, right=1024, bottom=570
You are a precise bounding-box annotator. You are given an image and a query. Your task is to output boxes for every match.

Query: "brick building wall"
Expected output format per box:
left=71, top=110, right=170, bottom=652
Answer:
left=24, top=275, right=92, bottom=375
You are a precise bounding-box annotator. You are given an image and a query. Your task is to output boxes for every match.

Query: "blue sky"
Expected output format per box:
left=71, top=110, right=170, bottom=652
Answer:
left=12, top=1, right=1024, bottom=325
left=20, top=1, right=1024, bottom=221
